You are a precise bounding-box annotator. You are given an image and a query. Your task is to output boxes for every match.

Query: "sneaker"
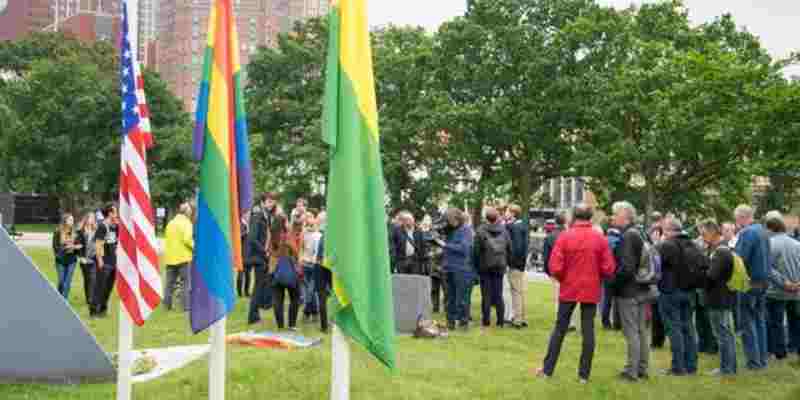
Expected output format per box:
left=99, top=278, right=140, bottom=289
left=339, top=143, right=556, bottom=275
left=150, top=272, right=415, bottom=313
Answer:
left=288, top=327, right=298, bottom=332
left=660, top=369, right=686, bottom=377
left=618, top=372, right=637, bottom=382
left=579, top=378, right=588, bottom=384
left=535, top=368, right=550, bottom=379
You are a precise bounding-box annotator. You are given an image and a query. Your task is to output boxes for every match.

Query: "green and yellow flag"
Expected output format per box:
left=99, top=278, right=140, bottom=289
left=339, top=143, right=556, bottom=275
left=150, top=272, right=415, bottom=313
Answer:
left=322, top=0, right=396, bottom=369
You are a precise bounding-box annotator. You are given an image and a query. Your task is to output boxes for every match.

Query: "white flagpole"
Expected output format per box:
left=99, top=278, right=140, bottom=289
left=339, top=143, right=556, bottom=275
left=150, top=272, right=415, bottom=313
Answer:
left=209, top=317, right=227, bottom=400
left=331, top=324, right=351, bottom=400
left=117, top=307, right=134, bottom=400
left=118, top=2, right=138, bottom=400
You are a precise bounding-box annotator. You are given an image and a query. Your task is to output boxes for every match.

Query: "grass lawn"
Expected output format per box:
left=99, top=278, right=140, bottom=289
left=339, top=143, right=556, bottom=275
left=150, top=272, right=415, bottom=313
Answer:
left=14, top=224, right=56, bottom=234
left=2, top=247, right=799, bottom=400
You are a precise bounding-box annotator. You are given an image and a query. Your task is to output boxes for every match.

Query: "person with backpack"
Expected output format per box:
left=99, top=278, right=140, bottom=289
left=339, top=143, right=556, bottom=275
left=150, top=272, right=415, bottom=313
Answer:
left=247, top=192, right=279, bottom=325
left=763, top=211, right=800, bottom=363
left=473, top=207, right=512, bottom=329
left=734, top=204, right=772, bottom=370
left=536, top=204, right=615, bottom=383
left=609, top=201, right=651, bottom=382
left=656, top=217, right=709, bottom=376
left=699, top=219, right=738, bottom=376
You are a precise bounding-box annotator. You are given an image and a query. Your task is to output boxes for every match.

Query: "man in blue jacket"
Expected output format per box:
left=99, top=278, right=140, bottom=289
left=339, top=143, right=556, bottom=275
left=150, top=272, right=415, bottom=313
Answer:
left=734, top=204, right=772, bottom=370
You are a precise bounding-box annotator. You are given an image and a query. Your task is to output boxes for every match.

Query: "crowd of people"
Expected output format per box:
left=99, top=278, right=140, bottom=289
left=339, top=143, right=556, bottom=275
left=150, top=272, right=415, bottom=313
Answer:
left=50, top=194, right=800, bottom=385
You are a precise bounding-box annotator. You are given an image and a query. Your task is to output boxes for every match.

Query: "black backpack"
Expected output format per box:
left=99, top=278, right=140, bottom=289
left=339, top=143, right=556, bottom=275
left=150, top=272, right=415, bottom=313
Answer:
left=676, top=239, right=708, bottom=290
left=481, top=230, right=509, bottom=271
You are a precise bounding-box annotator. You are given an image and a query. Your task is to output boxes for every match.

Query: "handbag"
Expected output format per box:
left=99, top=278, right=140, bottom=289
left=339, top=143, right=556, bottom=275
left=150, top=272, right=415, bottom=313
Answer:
left=273, top=256, right=299, bottom=288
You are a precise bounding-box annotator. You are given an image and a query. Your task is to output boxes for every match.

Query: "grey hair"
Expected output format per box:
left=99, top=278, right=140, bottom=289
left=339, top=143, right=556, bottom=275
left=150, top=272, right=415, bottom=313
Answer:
left=612, top=201, right=637, bottom=221
left=764, top=210, right=783, bottom=222
left=734, top=204, right=754, bottom=219
left=664, top=217, right=683, bottom=232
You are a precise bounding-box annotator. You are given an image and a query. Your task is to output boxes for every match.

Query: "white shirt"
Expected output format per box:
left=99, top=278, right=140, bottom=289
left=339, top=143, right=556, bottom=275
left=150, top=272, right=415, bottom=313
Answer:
left=405, top=228, right=415, bottom=257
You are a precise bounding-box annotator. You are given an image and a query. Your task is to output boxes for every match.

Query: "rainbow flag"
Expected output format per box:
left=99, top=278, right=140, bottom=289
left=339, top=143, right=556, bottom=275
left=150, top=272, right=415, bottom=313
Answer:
left=322, top=0, right=396, bottom=369
left=190, top=0, right=253, bottom=334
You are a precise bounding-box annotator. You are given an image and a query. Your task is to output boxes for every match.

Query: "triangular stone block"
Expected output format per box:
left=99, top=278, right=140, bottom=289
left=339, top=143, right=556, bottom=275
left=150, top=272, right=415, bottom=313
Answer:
left=0, top=227, right=115, bottom=383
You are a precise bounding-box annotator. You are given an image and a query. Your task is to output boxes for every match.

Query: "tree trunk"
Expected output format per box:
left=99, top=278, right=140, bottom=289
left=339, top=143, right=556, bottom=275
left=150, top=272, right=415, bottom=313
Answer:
left=518, top=170, right=533, bottom=224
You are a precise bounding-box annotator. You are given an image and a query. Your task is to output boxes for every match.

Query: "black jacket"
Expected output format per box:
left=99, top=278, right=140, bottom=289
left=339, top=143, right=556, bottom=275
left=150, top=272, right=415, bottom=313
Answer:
left=391, top=226, right=428, bottom=266
left=704, top=245, right=736, bottom=309
left=615, top=226, right=648, bottom=299
left=246, top=207, right=274, bottom=266
left=473, top=223, right=512, bottom=273
left=656, top=234, right=698, bottom=294
left=543, top=227, right=564, bottom=276
left=506, top=220, right=529, bottom=270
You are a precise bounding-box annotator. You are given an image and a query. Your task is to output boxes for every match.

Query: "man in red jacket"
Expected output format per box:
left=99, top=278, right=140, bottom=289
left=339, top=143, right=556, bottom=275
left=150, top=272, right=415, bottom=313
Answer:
left=537, top=204, right=616, bottom=383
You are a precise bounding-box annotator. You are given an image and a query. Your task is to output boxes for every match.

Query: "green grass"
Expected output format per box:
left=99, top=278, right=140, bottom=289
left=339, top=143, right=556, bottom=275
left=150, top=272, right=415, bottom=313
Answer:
left=15, top=224, right=56, bottom=234
left=3, top=247, right=800, bottom=400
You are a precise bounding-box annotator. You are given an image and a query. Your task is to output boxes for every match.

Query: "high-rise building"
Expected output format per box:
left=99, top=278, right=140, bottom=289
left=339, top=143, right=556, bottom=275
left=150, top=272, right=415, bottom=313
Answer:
left=0, top=1, right=122, bottom=43
left=0, top=0, right=57, bottom=41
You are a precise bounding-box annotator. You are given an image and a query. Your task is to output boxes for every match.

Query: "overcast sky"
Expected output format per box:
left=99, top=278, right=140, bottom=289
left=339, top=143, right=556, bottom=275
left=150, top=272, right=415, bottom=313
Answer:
left=367, top=0, right=799, bottom=76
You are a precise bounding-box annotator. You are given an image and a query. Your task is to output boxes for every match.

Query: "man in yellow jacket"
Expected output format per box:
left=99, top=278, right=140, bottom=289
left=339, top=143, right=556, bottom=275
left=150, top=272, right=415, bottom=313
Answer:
left=164, top=202, right=195, bottom=312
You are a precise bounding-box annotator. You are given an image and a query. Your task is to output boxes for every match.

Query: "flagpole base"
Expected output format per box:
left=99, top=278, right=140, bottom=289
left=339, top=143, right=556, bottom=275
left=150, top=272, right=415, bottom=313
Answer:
left=117, top=308, right=134, bottom=400
left=210, top=317, right=227, bottom=400
left=331, top=324, right=350, bottom=400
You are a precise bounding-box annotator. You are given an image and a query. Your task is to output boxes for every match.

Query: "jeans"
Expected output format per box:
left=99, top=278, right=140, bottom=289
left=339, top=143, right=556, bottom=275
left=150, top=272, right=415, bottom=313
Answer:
left=302, top=263, right=319, bottom=316
left=446, top=271, right=469, bottom=324
left=617, top=297, right=651, bottom=378
left=739, top=288, right=768, bottom=369
left=542, top=303, right=597, bottom=379
left=695, top=292, right=718, bottom=354
left=708, top=309, right=737, bottom=375
left=56, top=261, right=77, bottom=299
left=164, top=263, right=191, bottom=311
left=237, top=264, right=254, bottom=297
left=248, top=264, right=272, bottom=324
left=273, top=284, right=300, bottom=329
left=658, top=291, right=698, bottom=374
left=79, top=262, right=96, bottom=307
left=766, top=299, right=800, bottom=359
left=479, top=272, right=505, bottom=327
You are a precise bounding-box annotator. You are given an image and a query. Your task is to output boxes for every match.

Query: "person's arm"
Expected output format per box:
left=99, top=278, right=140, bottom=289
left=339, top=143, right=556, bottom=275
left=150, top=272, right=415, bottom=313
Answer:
left=443, top=229, right=470, bottom=256
left=620, top=231, right=641, bottom=279
left=600, top=238, right=616, bottom=279
left=768, top=251, right=788, bottom=289
left=735, top=229, right=754, bottom=270
left=549, top=238, right=565, bottom=281
left=183, top=220, right=195, bottom=251
left=52, top=229, right=61, bottom=254
left=542, top=235, right=554, bottom=275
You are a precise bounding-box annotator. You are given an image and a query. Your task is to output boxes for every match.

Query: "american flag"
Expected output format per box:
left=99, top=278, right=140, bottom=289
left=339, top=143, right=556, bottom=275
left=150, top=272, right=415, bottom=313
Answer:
left=117, top=0, right=162, bottom=326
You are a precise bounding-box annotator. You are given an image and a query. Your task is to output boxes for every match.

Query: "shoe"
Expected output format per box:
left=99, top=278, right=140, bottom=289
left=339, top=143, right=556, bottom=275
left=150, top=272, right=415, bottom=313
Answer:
left=707, top=369, right=721, bottom=377
left=459, top=321, right=470, bottom=331
left=660, top=369, right=686, bottom=377
left=638, top=373, right=650, bottom=380
left=535, top=368, right=550, bottom=379
left=447, top=321, right=456, bottom=331
left=579, top=378, right=588, bottom=384
left=618, top=372, right=637, bottom=382
left=288, top=327, right=298, bottom=332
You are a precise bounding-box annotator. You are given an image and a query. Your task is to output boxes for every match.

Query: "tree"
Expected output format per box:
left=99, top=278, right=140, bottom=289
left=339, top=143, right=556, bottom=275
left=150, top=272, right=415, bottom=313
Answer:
left=247, top=19, right=441, bottom=215
left=0, top=32, right=193, bottom=213
left=572, top=1, right=786, bottom=220
left=429, top=0, right=601, bottom=222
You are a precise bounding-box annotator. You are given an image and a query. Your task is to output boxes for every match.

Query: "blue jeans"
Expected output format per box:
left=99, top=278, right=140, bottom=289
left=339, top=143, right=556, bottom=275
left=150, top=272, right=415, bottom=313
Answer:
left=766, top=298, right=800, bottom=359
left=739, top=288, right=768, bottom=369
left=446, top=271, right=469, bottom=323
left=708, top=309, right=737, bottom=375
left=658, top=291, right=698, bottom=374
left=302, top=263, right=319, bottom=315
left=56, top=261, right=77, bottom=299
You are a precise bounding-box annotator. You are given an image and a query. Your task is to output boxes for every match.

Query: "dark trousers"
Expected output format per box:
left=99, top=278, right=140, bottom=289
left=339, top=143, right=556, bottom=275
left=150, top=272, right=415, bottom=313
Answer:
left=479, top=272, right=505, bottom=327
left=431, top=274, right=447, bottom=313
left=79, top=262, right=96, bottom=307
left=446, top=271, right=469, bottom=324
left=302, top=263, right=319, bottom=316
left=248, top=264, right=272, bottom=324
left=273, top=284, right=300, bottom=329
left=542, top=302, right=597, bottom=379
left=652, top=302, right=666, bottom=348
left=237, top=264, right=254, bottom=297
left=163, top=263, right=191, bottom=311
left=601, top=283, right=621, bottom=329
left=696, top=296, right=718, bottom=354
left=766, top=299, right=800, bottom=359
left=316, top=265, right=332, bottom=332
left=91, top=265, right=116, bottom=315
